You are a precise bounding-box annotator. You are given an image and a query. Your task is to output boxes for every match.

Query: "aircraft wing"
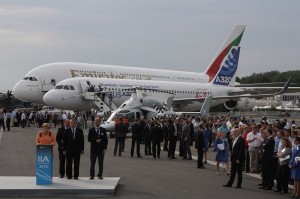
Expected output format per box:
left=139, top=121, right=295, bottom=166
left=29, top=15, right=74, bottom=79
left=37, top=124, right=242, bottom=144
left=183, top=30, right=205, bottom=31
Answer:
left=174, top=75, right=295, bottom=103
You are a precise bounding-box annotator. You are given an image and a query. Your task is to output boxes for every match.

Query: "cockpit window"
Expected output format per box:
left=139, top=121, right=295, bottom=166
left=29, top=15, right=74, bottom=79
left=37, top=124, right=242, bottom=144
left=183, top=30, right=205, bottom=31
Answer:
left=63, top=85, right=70, bottom=90
left=55, top=85, right=64, bottom=90
left=23, top=77, right=38, bottom=81
left=69, top=85, right=75, bottom=90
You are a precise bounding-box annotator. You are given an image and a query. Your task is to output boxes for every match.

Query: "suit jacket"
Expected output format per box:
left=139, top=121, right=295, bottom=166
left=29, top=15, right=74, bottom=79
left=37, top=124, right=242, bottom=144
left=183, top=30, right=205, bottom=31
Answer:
left=63, top=127, right=84, bottom=154
left=182, top=125, right=191, bottom=142
left=88, top=126, right=108, bottom=154
left=195, top=129, right=204, bottom=150
left=168, top=124, right=177, bottom=141
left=114, top=122, right=128, bottom=138
left=56, top=127, right=68, bottom=151
left=262, top=136, right=275, bottom=162
left=231, top=136, right=245, bottom=162
left=150, top=125, right=163, bottom=142
left=131, top=122, right=143, bottom=141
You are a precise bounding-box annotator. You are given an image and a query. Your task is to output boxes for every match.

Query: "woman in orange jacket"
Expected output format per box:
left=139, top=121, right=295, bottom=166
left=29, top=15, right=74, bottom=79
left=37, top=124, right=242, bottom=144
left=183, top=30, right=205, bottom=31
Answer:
left=36, top=123, right=56, bottom=145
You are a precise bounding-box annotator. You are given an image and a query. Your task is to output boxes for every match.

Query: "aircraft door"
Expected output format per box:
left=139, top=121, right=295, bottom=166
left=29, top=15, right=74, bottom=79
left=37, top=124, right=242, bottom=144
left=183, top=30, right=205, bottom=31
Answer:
left=40, top=76, right=56, bottom=92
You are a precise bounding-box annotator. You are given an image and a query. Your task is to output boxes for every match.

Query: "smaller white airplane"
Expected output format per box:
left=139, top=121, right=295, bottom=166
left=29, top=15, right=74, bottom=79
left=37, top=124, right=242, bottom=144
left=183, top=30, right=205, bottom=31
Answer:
left=100, top=90, right=213, bottom=132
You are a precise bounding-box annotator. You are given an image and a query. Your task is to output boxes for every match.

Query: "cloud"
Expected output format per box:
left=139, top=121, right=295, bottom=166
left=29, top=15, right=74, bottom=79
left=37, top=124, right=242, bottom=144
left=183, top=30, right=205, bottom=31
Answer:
left=0, top=5, right=55, bottom=17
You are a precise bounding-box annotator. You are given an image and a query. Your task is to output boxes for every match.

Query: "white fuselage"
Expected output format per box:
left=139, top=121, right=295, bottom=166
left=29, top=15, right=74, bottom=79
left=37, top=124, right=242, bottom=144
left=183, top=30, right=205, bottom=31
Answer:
left=43, top=77, right=238, bottom=112
left=13, top=62, right=210, bottom=104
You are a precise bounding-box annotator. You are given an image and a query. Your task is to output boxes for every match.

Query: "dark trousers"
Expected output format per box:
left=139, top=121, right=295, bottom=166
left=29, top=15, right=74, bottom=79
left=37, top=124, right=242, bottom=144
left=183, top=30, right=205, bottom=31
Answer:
left=163, top=139, right=168, bottom=151
left=144, top=139, right=151, bottom=155
left=243, top=148, right=250, bottom=172
left=276, top=164, right=290, bottom=192
left=182, top=140, right=192, bottom=158
left=66, top=153, right=81, bottom=178
left=168, top=139, right=177, bottom=158
left=21, top=119, right=26, bottom=128
left=263, top=160, right=274, bottom=188
left=90, top=152, right=104, bottom=177
left=152, top=141, right=161, bottom=158
left=131, top=138, right=141, bottom=156
left=197, top=148, right=204, bottom=167
left=0, top=119, right=5, bottom=131
left=58, top=150, right=66, bottom=177
left=228, top=160, right=243, bottom=186
left=6, top=119, right=11, bottom=131
left=114, top=137, right=123, bottom=155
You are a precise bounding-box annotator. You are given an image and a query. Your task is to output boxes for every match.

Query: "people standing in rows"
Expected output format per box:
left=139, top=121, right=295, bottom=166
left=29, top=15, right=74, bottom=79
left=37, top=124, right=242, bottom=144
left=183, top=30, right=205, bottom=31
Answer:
left=88, top=117, right=108, bottom=180
left=63, top=119, right=84, bottom=180
left=195, top=124, right=205, bottom=169
left=215, top=131, right=229, bottom=175
left=274, top=137, right=291, bottom=194
left=113, top=118, right=128, bottom=156
left=150, top=120, right=163, bottom=159
left=56, top=119, right=70, bottom=178
left=131, top=119, right=142, bottom=158
left=246, top=125, right=261, bottom=174
left=223, top=126, right=245, bottom=188
left=143, top=120, right=152, bottom=156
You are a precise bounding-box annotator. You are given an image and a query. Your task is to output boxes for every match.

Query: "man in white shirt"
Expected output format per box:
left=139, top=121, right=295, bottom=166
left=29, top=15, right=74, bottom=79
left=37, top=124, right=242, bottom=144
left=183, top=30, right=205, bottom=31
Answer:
left=246, top=125, right=261, bottom=173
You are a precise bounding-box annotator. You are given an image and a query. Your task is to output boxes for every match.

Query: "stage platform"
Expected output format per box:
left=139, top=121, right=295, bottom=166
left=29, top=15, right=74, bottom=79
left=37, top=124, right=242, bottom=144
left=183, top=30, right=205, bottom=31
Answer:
left=0, top=176, right=120, bottom=198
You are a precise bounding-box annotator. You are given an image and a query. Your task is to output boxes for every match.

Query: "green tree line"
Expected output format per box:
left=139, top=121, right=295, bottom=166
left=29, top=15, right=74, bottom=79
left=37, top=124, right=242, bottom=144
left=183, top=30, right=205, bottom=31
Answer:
left=236, top=70, right=300, bottom=85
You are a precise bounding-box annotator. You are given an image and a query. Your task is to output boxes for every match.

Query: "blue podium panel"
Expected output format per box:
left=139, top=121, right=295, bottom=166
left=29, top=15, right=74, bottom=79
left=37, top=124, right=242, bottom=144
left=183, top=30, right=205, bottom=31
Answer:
left=36, top=145, right=53, bottom=185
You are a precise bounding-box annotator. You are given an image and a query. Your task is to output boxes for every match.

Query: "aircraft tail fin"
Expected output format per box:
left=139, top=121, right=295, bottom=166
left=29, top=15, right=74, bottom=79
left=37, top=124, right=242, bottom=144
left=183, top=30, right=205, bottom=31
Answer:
left=205, top=25, right=245, bottom=82
left=210, top=46, right=240, bottom=86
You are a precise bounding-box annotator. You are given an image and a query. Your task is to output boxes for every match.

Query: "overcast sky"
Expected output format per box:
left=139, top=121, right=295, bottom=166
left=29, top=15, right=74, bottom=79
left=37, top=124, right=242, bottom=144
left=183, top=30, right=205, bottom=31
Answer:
left=0, top=0, right=299, bottom=92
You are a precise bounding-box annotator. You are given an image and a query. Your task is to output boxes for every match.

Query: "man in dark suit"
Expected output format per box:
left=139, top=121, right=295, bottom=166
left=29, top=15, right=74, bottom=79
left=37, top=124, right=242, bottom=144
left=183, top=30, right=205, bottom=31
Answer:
left=195, top=124, right=205, bottom=169
left=168, top=118, right=178, bottom=159
left=223, top=126, right=245, bottom=188
left=56, top=119, right=70, bottom=178
left=63, top=119, right=84, bottom=180
left=259, top=128, right=275, bottom=190
left=182, top=118, right=192, bottom=160
left=113, top=118, right=128, bottom=156
left=88, top=117, right=108, bottom=180
left=143, top=120, right=152, bottom=155
left=131, top=119, right=142, bottom=157
left=151, top=120, right=163, bottom=159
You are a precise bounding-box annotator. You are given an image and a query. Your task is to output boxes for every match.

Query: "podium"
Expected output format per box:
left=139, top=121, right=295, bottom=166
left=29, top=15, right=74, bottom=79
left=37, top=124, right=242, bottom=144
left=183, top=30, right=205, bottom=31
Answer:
left=36, top=145, right=53, bottom=185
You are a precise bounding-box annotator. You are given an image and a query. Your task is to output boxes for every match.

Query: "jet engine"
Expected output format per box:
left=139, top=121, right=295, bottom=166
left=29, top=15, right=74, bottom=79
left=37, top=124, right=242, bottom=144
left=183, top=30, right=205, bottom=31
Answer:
left=223, top=98, right=255, bottom=111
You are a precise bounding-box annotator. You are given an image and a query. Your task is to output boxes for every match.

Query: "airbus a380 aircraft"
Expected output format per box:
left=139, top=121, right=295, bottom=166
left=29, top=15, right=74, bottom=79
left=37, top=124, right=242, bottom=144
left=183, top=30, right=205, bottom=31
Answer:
left=43, top=46, right=299, bottom=112
left=12, top=25, right=245, bottom=104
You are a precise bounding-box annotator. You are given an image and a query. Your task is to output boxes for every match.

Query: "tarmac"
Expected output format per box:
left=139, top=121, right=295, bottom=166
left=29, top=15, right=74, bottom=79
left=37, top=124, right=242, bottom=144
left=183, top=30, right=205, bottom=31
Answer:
left=0, top=125, right=294, bottom=199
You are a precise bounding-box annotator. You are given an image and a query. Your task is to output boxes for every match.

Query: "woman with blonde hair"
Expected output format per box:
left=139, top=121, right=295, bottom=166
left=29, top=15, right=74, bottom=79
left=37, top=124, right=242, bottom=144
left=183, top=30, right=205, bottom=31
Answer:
left=214, top=131, right=230, bottom=175
left=36, top=123, right=56, bottom=145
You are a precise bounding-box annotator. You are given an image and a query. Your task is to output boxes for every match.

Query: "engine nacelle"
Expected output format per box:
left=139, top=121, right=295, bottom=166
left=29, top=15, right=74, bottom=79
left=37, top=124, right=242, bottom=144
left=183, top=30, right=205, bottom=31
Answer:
left=223, top=98, right=255, bottom=111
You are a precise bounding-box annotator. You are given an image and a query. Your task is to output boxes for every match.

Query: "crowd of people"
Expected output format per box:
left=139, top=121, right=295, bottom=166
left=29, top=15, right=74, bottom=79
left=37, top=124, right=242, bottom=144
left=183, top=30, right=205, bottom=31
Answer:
left=3, top=106, right=300, bottom=196
left=110, top=114, right=299, bottom=196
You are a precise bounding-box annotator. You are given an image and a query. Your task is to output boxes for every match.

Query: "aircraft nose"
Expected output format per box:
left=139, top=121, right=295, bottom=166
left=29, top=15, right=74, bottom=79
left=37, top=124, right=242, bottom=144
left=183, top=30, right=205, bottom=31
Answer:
left=12, top=81, right=28, bottom=101
left=43, top=91, right=57, bottom=107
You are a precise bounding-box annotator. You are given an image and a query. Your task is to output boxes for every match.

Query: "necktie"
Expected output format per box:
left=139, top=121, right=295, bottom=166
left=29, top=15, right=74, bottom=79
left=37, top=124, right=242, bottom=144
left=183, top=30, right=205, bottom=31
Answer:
left=72, top=129, right=75, bottom=140
left=96, top=128, right=100, bottom=136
